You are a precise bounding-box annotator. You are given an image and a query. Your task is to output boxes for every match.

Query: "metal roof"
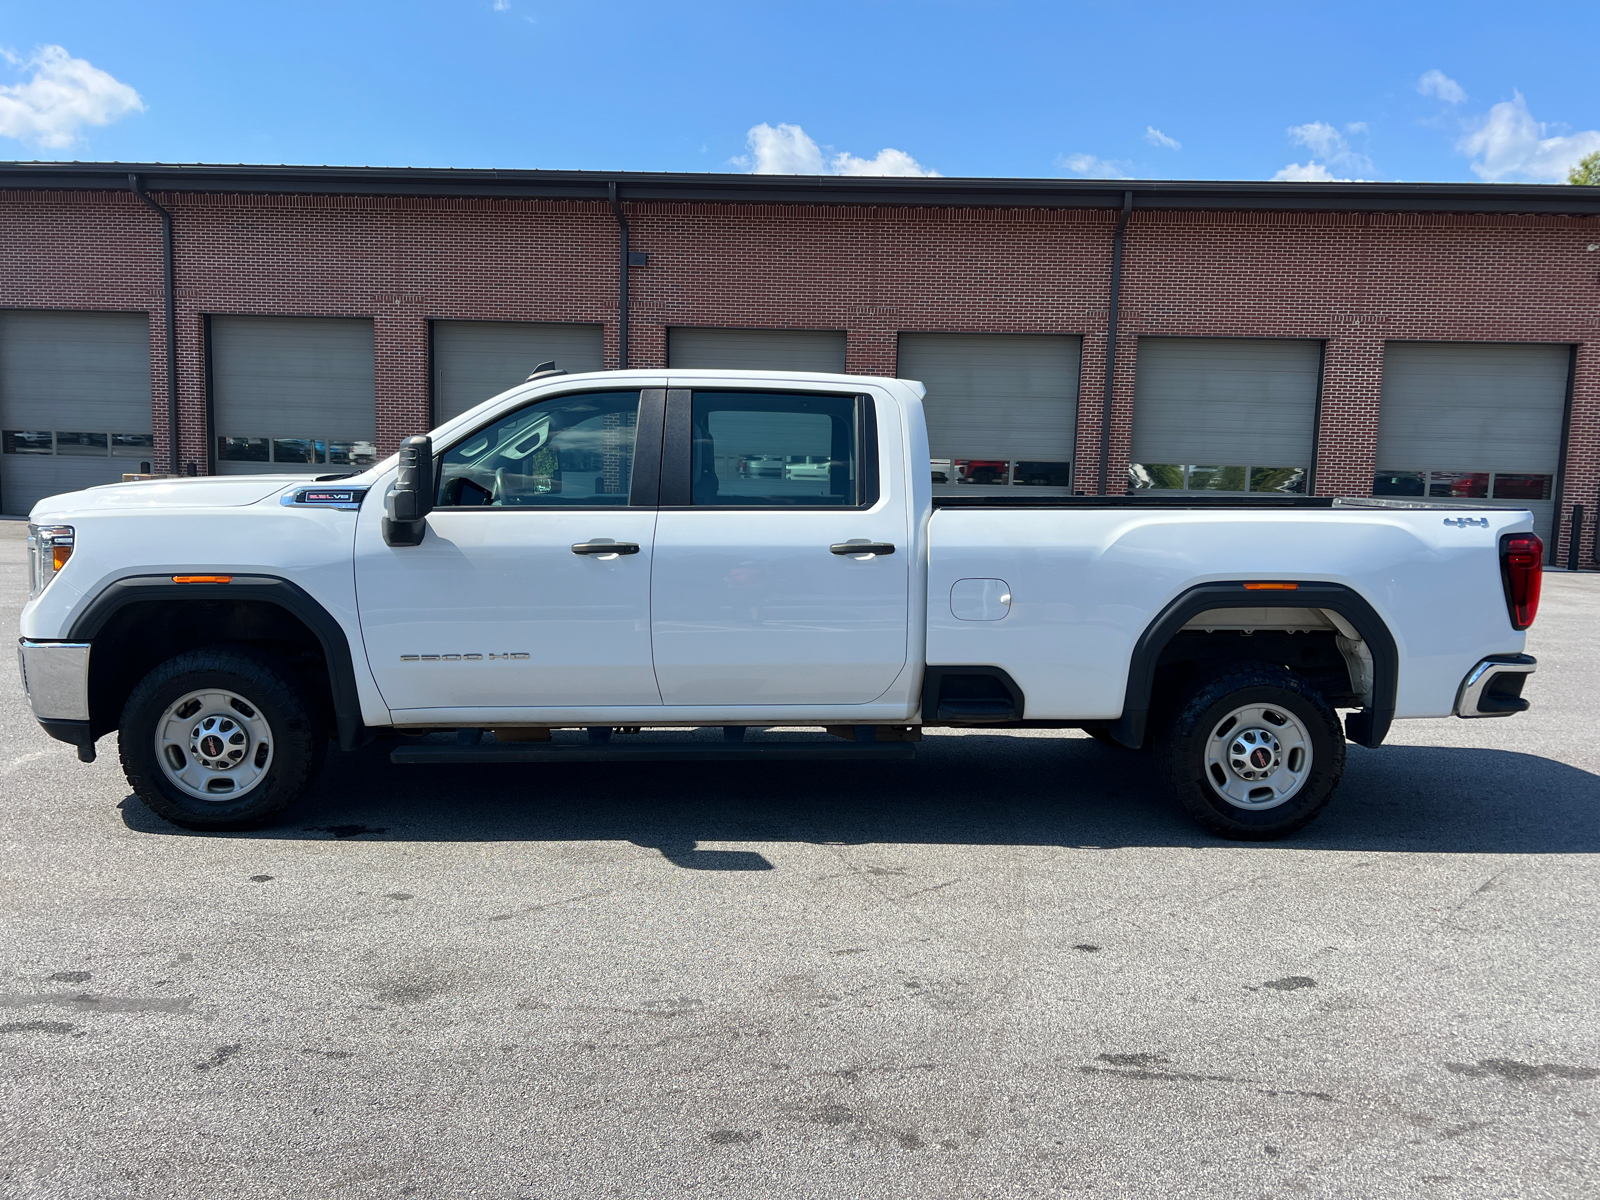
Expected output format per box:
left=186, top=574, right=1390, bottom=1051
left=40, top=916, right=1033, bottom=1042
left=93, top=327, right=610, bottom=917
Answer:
left=2, top=161, right=1598, bottom=215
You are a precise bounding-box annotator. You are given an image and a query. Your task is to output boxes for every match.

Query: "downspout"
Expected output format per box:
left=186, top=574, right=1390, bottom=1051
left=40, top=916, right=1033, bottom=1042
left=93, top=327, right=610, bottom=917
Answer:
left=129, top=174, right=181, bottom=476
left=1097, top=190, right=1134, bottom=495
left=608, top=181, right=630, bottom=369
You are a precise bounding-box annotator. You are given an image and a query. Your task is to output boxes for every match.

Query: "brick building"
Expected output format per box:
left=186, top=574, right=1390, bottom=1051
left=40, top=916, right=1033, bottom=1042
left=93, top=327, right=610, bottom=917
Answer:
left=1, top=162, right=1597, bottom=561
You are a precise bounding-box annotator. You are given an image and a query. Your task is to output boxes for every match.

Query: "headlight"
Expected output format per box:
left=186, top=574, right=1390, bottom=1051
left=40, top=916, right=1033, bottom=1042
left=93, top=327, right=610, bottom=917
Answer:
left=26, top=524, right=73, bottom=599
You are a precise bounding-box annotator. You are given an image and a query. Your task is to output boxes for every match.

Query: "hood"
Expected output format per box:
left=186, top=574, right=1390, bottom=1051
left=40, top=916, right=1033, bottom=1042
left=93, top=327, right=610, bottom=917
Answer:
left=27, top=475, right=304, bottom=519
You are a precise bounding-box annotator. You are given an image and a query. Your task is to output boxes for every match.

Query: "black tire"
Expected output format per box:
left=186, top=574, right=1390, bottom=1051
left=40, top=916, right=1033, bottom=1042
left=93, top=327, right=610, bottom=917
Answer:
left=1159, top=664, right=1345, bottom=841
left=119, top=647, right=324, bottom=831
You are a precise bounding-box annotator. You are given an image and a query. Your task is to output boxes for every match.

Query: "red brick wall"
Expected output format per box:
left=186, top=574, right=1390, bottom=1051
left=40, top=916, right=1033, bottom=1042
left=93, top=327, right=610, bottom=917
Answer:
left=2, top=187, right=1596, bottom=561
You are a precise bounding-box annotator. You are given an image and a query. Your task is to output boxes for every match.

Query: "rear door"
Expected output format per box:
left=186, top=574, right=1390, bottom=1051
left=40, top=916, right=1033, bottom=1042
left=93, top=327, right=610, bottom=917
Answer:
left=649, top=386, right=909, bottom=705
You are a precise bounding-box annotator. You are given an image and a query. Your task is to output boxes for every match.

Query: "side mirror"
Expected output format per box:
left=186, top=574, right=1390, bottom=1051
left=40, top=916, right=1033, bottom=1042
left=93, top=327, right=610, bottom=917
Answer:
left=383, top=435, right=434, bottom=547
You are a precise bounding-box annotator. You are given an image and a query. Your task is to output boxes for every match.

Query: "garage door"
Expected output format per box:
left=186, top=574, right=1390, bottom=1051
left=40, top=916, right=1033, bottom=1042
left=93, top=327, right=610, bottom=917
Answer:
left=1374, top=341, right=1569, bottom=549
left=432, top=320, right=604, bottom=424
left=1, top=310, right=153, bottom=516
left=1129, top=337, right=1321, bottom=495
left=211, top=317, right=376, bottom=475
left=897, top=332, right=1081, bottom=495
left=667, top=328, right=847, bottom=373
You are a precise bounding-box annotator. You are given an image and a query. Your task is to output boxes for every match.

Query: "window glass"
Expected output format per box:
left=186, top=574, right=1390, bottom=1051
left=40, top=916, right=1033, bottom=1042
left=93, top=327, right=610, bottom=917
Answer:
left=3, top=431, right=53, bottom=455
left=328, top=440, right=378, bottom=467
left=1129, top=463, right=1184, bottom=490
left=1373, top=470, right=1426, bottom=497
left=273, top=438, right=322, bottom=464
left=1429, top=470, right=1489, bottom=499
left=1188, top=465, right=1248, bottom=492
left=1014, top=461, right=1072, bottom=488
left=436, top=390, right=639, bottom=507
left=218, top=436, right=270, bottom=462
left=55, top=432, right=109, bottom=457
left=1248, top=466, right=1307, bottom=494
left=111, top=433, right=155, bottom=458
left=691, top=392, right=859, bottom=506
left=1492, top=473, right=1552, bottom=501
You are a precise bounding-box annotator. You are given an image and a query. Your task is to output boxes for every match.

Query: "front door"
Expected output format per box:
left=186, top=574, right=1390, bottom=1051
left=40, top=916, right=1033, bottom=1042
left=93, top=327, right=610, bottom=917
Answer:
left=649, top=387, right=909, bottom=705
left=355, top=387, right=661, bottom=715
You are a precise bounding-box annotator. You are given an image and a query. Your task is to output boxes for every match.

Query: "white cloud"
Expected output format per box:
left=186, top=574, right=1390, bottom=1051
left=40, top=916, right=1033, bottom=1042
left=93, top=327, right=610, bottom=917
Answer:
left=493, top=0, right=510, bottom=8
left=1276, top=121, right=1372, bottom=181
left=0, top=44, right=143, bottom=149
left=1057, top=153, right=1132, bottom=179
left=1287, top=121, right=1344, bottom=158
left=1457, top=91, right=1600, bottom=181
left=1272, top=161, right=1348, bottom=182
left=739, top=122, right=938, bottom=176
left=831, top=147, right=937, bottom=176
left=1418, top=69, right=1467, bottom=105
left=1145, top=126, right=1180, bottom=150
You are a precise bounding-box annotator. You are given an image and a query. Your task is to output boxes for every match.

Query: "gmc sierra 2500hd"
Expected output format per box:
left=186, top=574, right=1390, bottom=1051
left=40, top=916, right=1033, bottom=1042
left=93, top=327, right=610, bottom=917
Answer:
left=18, top=368, right=1542, bottom=840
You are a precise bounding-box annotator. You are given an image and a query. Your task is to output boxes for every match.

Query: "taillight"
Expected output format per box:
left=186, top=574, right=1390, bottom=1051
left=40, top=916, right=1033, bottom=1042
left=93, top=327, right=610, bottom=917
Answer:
left=1500, top=532, right=1543, bottom=631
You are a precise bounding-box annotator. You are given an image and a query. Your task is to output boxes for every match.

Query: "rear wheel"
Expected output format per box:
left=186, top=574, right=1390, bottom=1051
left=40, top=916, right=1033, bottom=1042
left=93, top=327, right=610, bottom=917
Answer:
left=1159, top=665, right=1344, bottom=840
left=119, top=647, right=324, bottom=831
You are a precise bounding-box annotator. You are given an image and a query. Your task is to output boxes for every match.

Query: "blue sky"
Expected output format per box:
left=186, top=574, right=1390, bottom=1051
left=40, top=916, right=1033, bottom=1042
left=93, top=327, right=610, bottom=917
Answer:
left=2, top=0, right=1597, bottom=183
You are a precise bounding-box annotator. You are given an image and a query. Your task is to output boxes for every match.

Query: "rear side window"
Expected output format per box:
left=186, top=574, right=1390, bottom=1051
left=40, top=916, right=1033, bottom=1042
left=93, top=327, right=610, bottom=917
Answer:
left=690, top=391, right=869, bottom=507
left=435, top=390, right=639, bottom=507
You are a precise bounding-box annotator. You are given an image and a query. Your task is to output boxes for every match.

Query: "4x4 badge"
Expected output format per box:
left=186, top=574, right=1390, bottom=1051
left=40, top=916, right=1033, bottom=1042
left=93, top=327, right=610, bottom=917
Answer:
left=1442, top=517, right=1489, bottom=528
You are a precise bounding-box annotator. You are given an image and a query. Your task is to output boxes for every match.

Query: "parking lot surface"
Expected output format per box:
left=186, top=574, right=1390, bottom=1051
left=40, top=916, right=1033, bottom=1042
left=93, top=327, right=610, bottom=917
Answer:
left=1, top=518, right=1597, bottom=1200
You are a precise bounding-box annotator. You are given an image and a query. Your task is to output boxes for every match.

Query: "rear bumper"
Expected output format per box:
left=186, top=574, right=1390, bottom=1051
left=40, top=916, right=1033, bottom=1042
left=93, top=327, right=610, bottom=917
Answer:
left=17, top=639, right=97, bottom=761
left=1454, top=654, right=1536, bottom=718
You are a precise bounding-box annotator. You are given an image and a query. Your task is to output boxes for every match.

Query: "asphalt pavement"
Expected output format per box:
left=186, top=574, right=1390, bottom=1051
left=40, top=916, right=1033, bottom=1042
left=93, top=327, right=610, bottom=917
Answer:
left=1, top=517, right=1597, bottom=1200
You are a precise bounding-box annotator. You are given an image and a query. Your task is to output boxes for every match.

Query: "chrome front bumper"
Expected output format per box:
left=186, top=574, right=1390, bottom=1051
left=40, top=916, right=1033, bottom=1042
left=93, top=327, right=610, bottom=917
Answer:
left=1454, top=654, right=1537, bottom=718
left=17, top=639, right=92, bottom=722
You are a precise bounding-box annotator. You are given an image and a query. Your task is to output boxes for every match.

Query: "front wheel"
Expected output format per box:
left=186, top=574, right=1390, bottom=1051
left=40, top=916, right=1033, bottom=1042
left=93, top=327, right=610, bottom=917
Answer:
left=119, top=647, right=324, bottom=831
left=1159, top=665, right=1345, bottom=841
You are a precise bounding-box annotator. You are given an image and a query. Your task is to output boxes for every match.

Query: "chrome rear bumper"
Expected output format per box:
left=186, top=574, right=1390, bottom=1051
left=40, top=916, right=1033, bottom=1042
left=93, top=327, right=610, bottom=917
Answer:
left=1454, top=654, right=1536, bottom=718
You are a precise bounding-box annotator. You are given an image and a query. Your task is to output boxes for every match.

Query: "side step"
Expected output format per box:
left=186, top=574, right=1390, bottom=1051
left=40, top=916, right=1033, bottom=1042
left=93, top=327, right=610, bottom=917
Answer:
left=390, top=737, right=916, bottom=765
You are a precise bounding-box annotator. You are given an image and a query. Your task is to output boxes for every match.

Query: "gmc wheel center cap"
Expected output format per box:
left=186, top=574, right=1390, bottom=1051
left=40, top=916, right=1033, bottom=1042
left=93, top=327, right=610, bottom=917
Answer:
left=1228, top=728, right=1281, bottom=780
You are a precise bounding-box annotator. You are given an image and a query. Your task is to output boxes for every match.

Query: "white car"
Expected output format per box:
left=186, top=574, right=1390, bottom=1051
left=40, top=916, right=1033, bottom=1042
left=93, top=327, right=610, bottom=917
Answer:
left=19, top=368, right=1541, bottom=841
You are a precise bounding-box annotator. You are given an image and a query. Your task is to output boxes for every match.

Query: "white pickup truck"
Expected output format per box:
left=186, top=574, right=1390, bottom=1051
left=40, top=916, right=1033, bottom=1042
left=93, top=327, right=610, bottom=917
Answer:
left=17, top=368, right=1543, bottom=840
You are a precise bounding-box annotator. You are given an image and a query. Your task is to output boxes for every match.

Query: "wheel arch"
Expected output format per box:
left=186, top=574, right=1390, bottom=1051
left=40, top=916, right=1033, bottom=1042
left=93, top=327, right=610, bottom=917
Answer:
left=1109, top=582, right=1398, bottom=751
left=69, top=575, right=368, bottom=750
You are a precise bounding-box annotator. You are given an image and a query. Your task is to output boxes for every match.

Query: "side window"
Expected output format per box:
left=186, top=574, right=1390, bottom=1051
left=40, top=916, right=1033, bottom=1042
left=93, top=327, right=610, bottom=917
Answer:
left=436, top=390, right=639, bottom=508
left=690, top=392, right=866, bottom=507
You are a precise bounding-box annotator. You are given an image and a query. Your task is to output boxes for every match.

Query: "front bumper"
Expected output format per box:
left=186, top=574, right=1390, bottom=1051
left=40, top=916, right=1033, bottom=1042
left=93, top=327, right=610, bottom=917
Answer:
left=16, top=639, right=96, bottom=761
left=1454, top=654, right=1537, bottom=718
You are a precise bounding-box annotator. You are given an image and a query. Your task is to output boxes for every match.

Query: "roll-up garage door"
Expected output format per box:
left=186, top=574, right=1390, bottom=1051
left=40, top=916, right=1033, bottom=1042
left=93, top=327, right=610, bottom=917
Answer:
left=1129, top=337, right=1321, bottom=495
left=667, top=328, right=847, bottom=373
left=1374, top=341, right=1569, bottom=548
left=1, top=310, right=153, bottom=515
left=897, top=332, right=1081, bottom=495
left=432, top=320, right=604, bottom=424
left=210, top=316, right=375, bottom=475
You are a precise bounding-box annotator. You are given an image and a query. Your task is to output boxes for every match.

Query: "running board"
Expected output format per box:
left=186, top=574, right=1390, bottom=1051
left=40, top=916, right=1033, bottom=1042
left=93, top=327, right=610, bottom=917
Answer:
left=390, top=740, right=916, bottom=764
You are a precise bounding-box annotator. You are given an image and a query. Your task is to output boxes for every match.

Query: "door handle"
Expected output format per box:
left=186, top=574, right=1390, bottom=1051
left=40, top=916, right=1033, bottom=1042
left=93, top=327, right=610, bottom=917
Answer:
left=571, top=541, right=641, bottom=556
left=830, top=541, right=896, bottom=556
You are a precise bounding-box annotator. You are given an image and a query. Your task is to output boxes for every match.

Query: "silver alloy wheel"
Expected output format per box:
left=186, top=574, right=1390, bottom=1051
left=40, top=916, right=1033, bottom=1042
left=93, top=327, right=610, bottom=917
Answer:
left=154, top=688, right=275, bottom=802
left=1202, top=702, right=1312, bottom=811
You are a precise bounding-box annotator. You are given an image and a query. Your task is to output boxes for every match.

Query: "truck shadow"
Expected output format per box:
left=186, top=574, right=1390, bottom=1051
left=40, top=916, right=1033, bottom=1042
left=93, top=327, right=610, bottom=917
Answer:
left=117, top=732, right=1600, bottom=862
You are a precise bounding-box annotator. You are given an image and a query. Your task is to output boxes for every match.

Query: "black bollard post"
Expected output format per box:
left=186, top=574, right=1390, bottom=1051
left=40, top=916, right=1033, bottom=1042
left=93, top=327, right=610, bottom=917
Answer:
left=1569, top=504, right=1584, bottom=572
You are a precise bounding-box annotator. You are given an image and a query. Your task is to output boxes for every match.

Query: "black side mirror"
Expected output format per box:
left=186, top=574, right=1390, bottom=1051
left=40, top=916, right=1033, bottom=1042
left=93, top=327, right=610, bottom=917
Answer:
left=383, top=435, right=434, bottom=547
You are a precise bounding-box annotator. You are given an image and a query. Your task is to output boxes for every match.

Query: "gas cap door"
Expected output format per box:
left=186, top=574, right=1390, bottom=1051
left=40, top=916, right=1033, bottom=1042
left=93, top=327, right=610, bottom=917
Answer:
left=950, top=578, right=1012, bottom=621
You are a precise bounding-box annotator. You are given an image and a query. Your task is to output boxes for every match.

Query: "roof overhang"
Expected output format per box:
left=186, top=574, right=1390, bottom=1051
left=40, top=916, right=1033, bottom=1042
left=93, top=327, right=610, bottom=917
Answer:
left=2, top=161, right=1598, bottom=216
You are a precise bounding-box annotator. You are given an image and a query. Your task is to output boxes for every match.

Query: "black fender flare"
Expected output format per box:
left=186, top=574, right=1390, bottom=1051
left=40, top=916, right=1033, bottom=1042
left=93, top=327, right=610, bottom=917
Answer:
left=69, top=574, right=372, bottom=750
left=1109, top=581, right=1398, bottom=750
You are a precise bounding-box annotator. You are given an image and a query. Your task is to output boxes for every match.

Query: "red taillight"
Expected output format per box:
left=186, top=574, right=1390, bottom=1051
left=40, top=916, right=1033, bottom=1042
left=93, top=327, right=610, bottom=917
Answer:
left=1500, top=532, right=1543, bottom=630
